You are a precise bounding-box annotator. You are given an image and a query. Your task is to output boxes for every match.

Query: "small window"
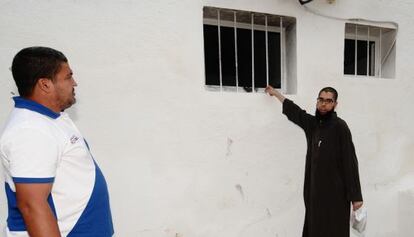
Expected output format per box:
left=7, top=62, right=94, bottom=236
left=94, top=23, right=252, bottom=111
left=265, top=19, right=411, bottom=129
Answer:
left=344, top=23, right=397, bottom=78
left=203, top=7, right=296, bottom=93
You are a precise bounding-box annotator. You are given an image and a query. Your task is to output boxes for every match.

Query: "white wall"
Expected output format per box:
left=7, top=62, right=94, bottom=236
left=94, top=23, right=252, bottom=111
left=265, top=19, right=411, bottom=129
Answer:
left=0, top=0, right=413, bottom=236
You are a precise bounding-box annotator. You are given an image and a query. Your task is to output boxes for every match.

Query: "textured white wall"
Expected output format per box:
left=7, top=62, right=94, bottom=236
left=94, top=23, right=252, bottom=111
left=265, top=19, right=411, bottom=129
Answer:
left=0, top=0, right=413, bottom=236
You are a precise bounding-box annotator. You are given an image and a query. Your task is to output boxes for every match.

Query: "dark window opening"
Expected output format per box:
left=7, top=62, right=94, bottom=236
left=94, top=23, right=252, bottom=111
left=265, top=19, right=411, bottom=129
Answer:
left=344, top=39, right=375, bottom=76
left=204, top=25, right=281, bottom=90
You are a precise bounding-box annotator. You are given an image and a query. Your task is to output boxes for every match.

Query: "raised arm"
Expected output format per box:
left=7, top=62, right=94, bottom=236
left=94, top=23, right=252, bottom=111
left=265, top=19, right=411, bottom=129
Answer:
left=265, top=86, right=313, bottom=133
left=265, top=86, right=286, bottom=103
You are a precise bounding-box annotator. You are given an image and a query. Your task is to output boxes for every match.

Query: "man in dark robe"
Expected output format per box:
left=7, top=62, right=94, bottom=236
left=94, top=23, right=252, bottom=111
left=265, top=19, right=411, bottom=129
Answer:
left=265, top=86, right=363, bottom=237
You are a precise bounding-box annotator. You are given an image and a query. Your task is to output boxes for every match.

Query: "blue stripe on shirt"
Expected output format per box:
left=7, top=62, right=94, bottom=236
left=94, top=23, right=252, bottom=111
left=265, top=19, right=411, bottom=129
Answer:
left=12, top=177, right=55, bottom=183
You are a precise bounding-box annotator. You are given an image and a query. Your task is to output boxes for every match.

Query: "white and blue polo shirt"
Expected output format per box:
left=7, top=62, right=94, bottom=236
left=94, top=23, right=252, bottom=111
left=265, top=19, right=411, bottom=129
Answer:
left=0, top=97, right=114, bottom=237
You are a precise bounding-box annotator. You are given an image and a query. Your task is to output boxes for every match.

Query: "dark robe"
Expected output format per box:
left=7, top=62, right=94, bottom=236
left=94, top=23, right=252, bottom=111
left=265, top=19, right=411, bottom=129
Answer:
left=282, top=99, right=363, bottom=237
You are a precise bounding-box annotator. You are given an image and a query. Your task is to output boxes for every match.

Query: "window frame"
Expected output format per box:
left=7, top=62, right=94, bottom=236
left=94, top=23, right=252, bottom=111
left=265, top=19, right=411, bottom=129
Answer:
left=344, top=33, right=380, bottom=78
left=344, top=23, right=397, bottom=79
left=203, top=10, right=288, bottom=93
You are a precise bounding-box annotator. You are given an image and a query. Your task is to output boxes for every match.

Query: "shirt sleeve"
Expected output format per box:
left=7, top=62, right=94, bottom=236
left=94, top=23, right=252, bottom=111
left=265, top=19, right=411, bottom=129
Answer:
left=282, top=99, right=314, bottom=134
left=2, top=127, right=59, bottom=183
left=339, top=122, right=363, bottom=202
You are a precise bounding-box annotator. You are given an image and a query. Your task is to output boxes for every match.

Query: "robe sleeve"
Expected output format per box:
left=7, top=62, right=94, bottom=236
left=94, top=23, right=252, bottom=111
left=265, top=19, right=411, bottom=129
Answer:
left=282, top=99, right=314, bottom=134
left=339, top=122, right=363, bottom=202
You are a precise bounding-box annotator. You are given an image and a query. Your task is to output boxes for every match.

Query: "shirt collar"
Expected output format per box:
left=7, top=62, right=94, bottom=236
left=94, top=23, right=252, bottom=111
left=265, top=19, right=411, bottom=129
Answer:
left=13, top=96, right=60, bottom=119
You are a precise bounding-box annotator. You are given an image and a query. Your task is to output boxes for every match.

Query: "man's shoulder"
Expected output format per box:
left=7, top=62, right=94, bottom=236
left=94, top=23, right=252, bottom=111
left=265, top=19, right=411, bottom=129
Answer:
left=1, top=108, right=59, bottom=140
left=333, top=116, right=352, bottom=134
left=335, top=116, right=348, bottom=126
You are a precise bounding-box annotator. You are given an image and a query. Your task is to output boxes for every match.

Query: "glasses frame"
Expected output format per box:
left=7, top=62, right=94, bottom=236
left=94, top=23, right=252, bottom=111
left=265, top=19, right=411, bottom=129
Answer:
left=317, top=97, right=335, bottom=104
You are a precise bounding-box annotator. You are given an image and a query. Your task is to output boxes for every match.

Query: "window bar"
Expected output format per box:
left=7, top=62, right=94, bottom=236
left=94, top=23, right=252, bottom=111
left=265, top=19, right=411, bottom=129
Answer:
left=371, top=42, right=375, bottom=77
left=265, top=15, right=269, bottom=87
left=251, top=13, right=255, bottom=92
left=233, top=11, right=239, bottom=92
left=280, top=16, right=284, bottom=90
left=379, top=28, right=382, bottom=78
left=354, top=24, right=358, bottom=76
left=217, top=9, right=223, bottom=91
left=367, top=26, right=370, bottom=76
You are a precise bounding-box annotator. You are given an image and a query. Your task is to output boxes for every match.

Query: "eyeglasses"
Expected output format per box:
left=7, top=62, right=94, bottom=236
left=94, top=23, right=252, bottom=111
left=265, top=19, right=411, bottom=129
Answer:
left=317, top=97, right=335, bottom=104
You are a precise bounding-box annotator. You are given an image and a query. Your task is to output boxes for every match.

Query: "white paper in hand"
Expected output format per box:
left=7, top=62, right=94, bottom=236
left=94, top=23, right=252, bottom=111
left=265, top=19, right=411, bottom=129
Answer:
left=351, top=206, right=367, bottom=236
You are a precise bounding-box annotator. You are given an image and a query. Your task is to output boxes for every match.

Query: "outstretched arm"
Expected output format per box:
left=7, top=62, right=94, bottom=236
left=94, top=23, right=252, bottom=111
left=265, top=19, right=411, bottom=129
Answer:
left=265, top=85, right=313, bottom=133
left=265, top=86, right=286, bottom=103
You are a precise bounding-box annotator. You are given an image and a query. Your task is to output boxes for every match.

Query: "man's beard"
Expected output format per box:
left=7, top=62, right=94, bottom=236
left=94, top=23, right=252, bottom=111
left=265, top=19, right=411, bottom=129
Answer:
left=315, top=108, right=335, bottom=121
left=59, top=96, right=76, bottom=112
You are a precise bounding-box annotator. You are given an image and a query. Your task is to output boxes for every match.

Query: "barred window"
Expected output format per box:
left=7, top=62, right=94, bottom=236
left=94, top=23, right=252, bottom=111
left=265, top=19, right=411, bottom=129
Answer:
left=344, top=23, right=397, bottom=78
left=203, top=7, right=296, bottom=92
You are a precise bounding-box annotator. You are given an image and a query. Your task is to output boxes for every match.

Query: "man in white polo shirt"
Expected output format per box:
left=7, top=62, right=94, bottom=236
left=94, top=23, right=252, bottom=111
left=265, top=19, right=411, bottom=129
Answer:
left=0, top=47, right=114, bottom=236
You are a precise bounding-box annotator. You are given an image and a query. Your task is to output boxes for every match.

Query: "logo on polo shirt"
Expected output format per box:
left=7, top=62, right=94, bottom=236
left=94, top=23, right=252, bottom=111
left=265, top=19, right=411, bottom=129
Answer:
left=70, top=135, right=80, bottom=144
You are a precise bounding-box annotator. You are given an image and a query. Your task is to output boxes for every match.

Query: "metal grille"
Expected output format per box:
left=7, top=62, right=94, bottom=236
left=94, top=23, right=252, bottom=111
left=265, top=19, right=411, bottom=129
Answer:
left=203, top=7, right=295, bottom=92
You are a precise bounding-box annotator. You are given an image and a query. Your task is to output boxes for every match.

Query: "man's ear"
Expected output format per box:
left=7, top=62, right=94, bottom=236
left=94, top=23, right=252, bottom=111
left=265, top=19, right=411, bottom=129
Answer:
left=37, top=78, right=53, bottom=93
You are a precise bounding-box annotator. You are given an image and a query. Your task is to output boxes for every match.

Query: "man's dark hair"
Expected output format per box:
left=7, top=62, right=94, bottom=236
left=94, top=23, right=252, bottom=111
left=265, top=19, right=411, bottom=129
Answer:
left=318, top=87, right=338, bottom=101
left=11, top=46, right=68, bottom=97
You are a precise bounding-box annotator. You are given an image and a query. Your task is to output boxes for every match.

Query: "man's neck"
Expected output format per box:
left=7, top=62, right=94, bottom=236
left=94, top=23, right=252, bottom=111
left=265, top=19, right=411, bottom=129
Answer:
left=26, top=95, right=61, bottom=113
left=315, top=109, right=335, bottom=121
